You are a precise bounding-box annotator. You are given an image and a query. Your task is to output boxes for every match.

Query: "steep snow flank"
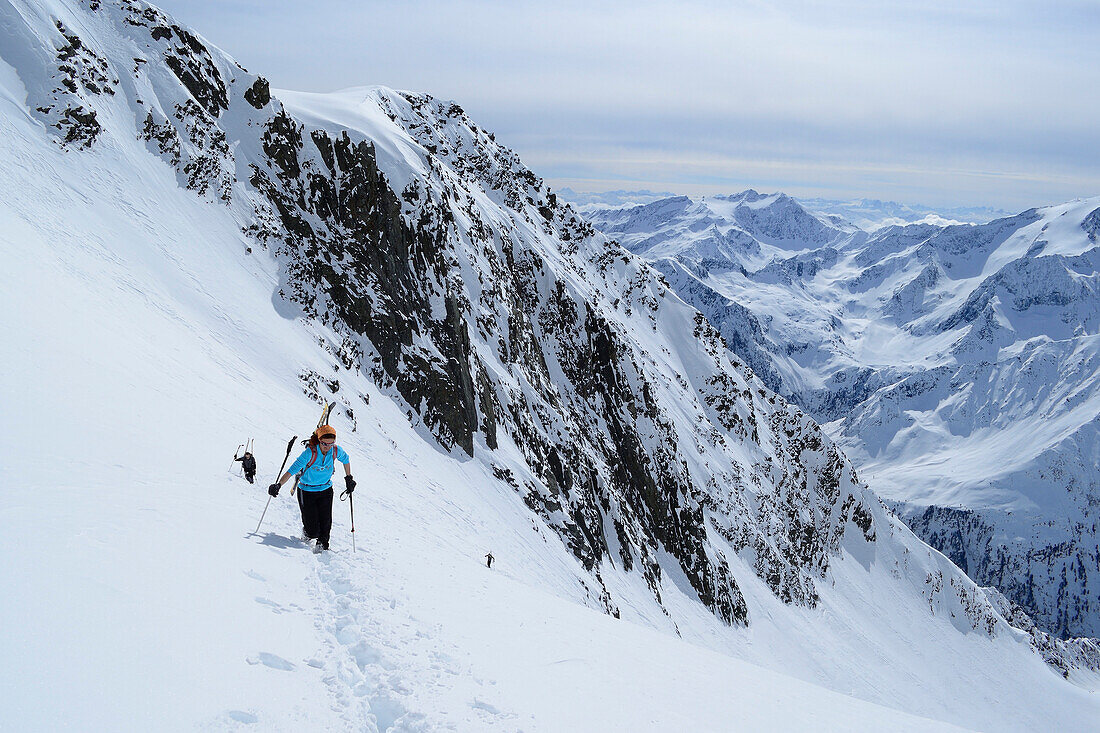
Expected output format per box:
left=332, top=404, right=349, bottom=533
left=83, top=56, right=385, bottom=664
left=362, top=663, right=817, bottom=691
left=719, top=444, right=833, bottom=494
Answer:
left=271, top=86, right=432, bottom=196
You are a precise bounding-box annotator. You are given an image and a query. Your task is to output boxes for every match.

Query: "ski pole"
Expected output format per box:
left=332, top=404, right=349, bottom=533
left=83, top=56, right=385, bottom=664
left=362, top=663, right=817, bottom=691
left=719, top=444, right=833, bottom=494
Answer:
left=254, top=435, right=298, bottom=535
left=230, top=444, right=244, bottom=471
left=340, top=487, right=355, bottom=552
left=240, top=439, right=254, bottom=475
left=255, top=498, right=273, bottom=535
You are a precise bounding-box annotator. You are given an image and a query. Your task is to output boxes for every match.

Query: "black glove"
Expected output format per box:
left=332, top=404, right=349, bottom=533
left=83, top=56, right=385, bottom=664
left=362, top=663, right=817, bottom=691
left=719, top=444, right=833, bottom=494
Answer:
left=344, top=475, right=356, bottom=493
left=268, top=483, right=281, bottom=497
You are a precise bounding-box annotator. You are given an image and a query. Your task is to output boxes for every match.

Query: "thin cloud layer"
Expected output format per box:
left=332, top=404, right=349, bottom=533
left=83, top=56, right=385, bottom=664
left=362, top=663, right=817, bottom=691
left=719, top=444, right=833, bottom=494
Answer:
left=156, top=0, right=1100, bottom=210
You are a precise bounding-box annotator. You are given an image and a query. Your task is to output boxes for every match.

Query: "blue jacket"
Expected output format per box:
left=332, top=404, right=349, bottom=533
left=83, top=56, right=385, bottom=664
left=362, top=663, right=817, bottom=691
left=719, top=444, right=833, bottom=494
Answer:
left=288, top=445, right=349, bottom=491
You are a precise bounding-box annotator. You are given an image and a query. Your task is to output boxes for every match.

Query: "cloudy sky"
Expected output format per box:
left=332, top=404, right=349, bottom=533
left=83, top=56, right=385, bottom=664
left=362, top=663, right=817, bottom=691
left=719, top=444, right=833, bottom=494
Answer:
left=155, top=0, right=1100, bottom=212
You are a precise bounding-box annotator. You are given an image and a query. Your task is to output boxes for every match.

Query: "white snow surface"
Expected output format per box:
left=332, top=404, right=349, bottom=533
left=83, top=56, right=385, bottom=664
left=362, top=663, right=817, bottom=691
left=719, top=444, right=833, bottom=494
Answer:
left=2, top=1, right=1100, bottom=730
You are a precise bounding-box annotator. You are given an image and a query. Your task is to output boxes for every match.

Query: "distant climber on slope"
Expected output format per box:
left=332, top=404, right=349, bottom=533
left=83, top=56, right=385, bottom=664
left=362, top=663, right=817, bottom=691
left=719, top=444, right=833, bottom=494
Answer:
left=267, top=425, right=354, bottom=553
left=235, top=451, right=257, bottom=484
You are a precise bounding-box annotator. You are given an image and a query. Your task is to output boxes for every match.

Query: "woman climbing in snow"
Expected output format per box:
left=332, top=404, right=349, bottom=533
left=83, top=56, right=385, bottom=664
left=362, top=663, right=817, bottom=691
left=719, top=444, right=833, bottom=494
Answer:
left=267, top=425, right=355, bottom=553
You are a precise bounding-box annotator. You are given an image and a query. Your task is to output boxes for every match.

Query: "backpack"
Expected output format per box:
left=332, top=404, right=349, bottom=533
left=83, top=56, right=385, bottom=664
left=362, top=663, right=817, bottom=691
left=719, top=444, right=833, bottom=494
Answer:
left=303, top=444, right=338, bottom=472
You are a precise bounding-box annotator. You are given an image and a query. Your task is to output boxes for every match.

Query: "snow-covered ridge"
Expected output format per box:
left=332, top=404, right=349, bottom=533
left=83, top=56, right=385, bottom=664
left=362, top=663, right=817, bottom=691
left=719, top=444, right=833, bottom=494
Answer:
left=3, top=0, right=1099, bottom=729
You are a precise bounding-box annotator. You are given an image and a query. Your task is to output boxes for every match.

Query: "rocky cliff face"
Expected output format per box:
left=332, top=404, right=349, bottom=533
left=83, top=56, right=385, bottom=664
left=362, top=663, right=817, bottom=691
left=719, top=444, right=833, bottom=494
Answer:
left=588, top=193, right=1100, bottom=641
left=904, top=500, right=1100, bottom=642
left=246, top=84, right=887, bottom=625
left=5, top=0, right=1097, bottom=674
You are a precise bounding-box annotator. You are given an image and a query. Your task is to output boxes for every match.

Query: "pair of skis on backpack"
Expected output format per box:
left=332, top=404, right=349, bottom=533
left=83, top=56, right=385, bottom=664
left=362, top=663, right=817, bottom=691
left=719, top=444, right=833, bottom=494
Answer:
left=291, top=401, right=336, bottom=496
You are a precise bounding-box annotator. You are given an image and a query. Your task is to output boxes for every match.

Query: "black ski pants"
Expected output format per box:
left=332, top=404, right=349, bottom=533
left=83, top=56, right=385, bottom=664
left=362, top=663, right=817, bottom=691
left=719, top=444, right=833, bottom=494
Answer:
left=297, top=487, right=334, bottom=547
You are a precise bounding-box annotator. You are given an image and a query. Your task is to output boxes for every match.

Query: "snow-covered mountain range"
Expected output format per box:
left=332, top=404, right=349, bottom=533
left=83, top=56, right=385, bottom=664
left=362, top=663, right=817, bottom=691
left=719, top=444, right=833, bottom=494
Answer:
left=588, top=190, right=1100, bottom=643
left=793, top=197, right=1012, bottom=231
left=2, top=0, right=1098, bottom=729
left=561, top=188, right=1011, bottom=231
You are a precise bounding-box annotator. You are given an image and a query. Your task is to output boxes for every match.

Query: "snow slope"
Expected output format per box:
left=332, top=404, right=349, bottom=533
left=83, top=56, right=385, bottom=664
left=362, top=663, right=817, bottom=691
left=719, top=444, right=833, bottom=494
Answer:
left=2, top=1, right=1100, bottom=730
